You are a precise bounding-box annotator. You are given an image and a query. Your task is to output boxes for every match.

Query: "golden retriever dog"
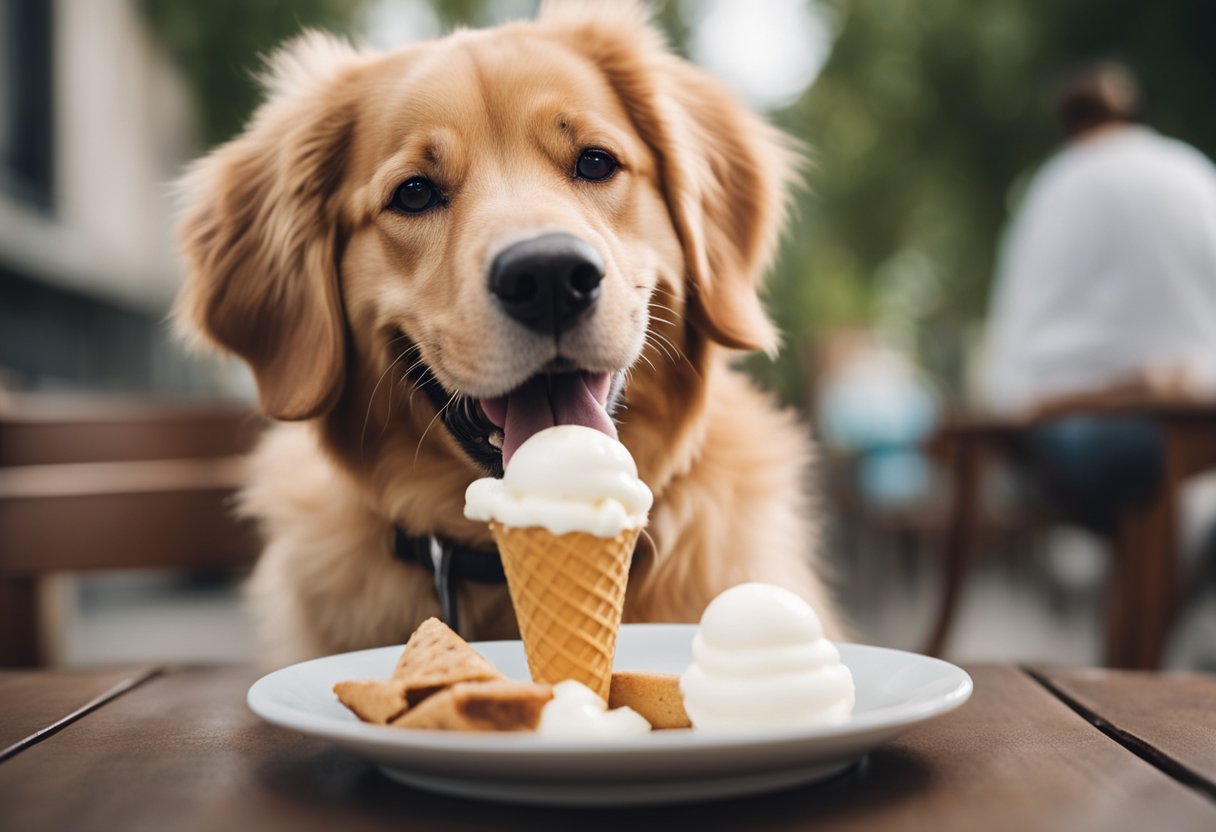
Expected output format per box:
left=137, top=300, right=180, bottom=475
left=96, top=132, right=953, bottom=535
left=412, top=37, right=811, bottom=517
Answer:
left=176, top=0, right=839, bottom=666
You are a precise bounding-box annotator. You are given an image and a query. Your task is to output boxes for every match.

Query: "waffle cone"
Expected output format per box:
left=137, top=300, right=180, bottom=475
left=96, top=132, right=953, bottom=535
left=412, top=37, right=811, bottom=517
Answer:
left=492, top=522, right=638, bottom=700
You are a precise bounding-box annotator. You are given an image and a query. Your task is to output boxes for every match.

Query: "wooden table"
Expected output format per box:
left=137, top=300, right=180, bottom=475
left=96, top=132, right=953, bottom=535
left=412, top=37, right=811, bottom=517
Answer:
left=2, top=664, right=1213, bottom=831
left=927, top=401, right=1216, bottom=669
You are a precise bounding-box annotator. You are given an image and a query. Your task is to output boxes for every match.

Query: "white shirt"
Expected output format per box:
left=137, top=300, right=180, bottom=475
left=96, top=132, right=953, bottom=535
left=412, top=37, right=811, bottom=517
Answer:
left=984, top=125, right=1216, bottom=412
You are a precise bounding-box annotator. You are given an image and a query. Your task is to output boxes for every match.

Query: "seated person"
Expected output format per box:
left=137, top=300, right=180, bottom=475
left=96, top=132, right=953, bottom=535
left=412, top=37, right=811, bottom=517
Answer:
left=983, top=62, right=1216, bottom=535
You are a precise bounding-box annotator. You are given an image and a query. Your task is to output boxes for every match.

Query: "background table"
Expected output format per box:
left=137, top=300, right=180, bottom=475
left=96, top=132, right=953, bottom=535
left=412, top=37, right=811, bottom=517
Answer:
left=926, top=401, right=1216, bottom=668
left=1, top=664, right=1214, bottom=831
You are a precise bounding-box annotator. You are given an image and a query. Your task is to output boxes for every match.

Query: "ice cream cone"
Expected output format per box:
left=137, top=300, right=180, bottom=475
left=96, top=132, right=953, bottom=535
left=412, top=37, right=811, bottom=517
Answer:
left=492, top=521, right=638, bottom=701
left=465, top=426, right=653, bottom=701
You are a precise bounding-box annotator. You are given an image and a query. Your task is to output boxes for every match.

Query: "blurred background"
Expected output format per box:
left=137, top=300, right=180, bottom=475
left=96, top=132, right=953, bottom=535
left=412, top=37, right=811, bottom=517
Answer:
left=2, top=0, right=1215, bottom=669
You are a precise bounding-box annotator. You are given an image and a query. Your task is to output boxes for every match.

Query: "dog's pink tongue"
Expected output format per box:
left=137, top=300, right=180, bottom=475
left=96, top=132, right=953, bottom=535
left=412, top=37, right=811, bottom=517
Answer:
left=485, top=372, right=615, bottom=469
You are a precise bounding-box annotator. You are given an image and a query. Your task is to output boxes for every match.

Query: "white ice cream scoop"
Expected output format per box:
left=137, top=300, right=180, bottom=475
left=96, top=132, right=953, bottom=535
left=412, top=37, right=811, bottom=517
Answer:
left=464, top=425, right=652, bottom=538
left=680, top=583, right=855, bottom=731
left=538, top=680, right=652, bottom=738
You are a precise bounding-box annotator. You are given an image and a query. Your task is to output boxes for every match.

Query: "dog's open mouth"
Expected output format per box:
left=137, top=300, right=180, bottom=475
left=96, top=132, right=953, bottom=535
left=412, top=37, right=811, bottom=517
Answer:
left=406, top=357, right=620, bottom=477
left=478, top=371, right=615, bottom=466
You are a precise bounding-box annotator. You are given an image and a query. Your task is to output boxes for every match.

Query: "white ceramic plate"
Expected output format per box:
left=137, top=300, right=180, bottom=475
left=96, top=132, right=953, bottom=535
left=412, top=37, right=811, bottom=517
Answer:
left=248, top=624, right=972, bottom=806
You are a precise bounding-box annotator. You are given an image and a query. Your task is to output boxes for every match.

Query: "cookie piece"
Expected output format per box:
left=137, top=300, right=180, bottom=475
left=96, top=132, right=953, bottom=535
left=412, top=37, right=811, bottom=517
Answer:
left=392, top=617, right=504, bottom=705
left=333, top=678, right=409, bottom=725
left=609, top=672, right=691, bottom=729
left=392, top=679, right=553, bottom=731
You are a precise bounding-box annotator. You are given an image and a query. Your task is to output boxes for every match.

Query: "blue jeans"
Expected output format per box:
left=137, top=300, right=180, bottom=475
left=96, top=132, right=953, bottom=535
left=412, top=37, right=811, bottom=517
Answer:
left=1025, top=416, right=1164, bottom=536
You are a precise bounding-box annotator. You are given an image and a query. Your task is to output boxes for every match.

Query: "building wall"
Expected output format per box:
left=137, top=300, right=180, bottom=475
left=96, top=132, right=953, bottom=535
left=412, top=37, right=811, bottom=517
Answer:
left=0, top=0, right=247, bottom=397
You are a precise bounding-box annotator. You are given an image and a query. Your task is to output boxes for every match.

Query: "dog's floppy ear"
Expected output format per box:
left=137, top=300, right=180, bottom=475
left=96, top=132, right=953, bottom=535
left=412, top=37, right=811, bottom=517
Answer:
left=175, top=32, right=365, bottom=420
left=543, top=2, right=798, bottom=354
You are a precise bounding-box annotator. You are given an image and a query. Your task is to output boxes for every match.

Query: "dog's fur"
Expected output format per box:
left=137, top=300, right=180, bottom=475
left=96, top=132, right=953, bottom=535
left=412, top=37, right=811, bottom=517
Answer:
left=176, top=0, right=839, bottom=666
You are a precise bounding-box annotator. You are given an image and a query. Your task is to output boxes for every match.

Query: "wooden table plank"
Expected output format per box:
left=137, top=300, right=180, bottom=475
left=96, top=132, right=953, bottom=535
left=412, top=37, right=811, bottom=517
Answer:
left=0, top=666, right=157, bottom=754
left=1033, top=666, right=1216, bottom=794
left=1, top=666, right=1214, bottom=832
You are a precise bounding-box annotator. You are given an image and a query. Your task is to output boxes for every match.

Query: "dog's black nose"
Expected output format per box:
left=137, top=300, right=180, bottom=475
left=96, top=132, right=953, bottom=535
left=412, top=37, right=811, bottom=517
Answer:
left=489, top=233, right=604, bottom=335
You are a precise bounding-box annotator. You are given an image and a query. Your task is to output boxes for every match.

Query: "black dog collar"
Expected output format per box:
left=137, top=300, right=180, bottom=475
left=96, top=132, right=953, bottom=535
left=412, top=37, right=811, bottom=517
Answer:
left=392, top=527, right=505, bottom=635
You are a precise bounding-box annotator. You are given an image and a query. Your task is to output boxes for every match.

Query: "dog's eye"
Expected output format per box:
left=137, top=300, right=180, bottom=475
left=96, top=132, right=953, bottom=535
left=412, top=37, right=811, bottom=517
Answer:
left=391, top=177, right=443, bottom=214
left=575, top=149, right=618, bottom=181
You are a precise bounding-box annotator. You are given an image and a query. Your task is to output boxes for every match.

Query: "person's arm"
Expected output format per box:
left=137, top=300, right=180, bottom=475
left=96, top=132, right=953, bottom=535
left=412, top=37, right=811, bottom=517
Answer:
left=1028, top=359, right=1216, bottom=420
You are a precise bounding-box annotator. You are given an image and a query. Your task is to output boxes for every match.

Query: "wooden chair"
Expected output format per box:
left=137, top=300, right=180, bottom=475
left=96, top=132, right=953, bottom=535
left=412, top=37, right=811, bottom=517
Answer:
left=926, top=399, right=1216, bottom=669
left=0, top=395, right=264, bottom=666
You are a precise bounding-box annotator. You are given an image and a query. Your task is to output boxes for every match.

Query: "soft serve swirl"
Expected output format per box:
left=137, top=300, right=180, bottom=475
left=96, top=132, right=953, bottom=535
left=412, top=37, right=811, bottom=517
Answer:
left=680, top=583, right=855, bottom=731
left=464, top=425, right=653, bottom=538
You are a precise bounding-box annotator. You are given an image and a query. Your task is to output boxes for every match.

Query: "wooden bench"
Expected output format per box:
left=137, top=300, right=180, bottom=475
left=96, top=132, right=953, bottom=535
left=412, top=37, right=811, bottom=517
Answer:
left=0, top=395, right=264, bottom=666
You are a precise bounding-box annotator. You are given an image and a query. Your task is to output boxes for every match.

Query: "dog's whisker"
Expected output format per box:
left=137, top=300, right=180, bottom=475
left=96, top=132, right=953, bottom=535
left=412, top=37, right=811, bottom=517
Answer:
left=644, top=327, right=678, bottom=356
left=361, top=345, right=416, bottom=457
left=643, top=329, right=682, bottom=366
left=648, top=293, right=681, bottom=309
left=393, top=345, right=437, bottom=398
left=647, top=298, right=687, bottom=323
left=398, top=347, right=434, bottom=381
left=398, top=360, right=432, bottom=389
left=376, top=344, right=427, bottom=445
left=396, top=343, right=443, bottom=411
left=634, top=345, right=660, bottom=376
left=642, top=330, right=671, bottom=360
left=642, top=338, right=672, bottom=368
left=413, top=389, right=459, bottom=468
left=646, top=330, right=685, bottom=360
left=400, top=357, right=428, bottom=377
left=646, top=329, right=702, bottom=382
left=384, top=332, right=413, bottom=350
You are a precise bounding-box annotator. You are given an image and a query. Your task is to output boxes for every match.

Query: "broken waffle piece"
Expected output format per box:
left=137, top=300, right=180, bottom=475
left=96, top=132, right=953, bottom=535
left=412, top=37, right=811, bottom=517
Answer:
left=335, top=617, right=505, bottom=723
left=609, top=671, right=692, bottom=730
left=332, top=678, right=409, bottom=725
left=392, top=679, right=554, bottom=731
left=392, top=617, right=504, bottom=703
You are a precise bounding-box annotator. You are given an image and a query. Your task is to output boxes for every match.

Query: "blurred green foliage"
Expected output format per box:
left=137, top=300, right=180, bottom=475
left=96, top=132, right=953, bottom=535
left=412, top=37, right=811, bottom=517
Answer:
left=139, top=0, right=1216, bottom=405
left=139, top=0, right=363, bottom=146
